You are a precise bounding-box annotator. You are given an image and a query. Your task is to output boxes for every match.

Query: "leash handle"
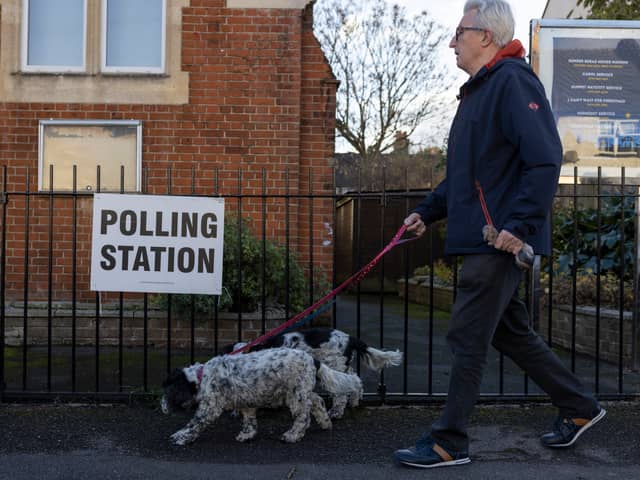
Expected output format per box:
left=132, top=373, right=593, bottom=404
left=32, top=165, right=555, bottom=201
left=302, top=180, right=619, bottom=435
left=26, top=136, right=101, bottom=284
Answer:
left=229, top=224, right=416, bottom=355
left=476, top=180, right=533, bottom=269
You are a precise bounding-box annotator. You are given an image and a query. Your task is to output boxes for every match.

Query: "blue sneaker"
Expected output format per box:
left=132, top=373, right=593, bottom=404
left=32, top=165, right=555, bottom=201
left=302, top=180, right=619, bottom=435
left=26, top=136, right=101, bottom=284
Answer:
left=394, top=434, right=471, bottom=469
left=541, top=408, right=606, bottom=448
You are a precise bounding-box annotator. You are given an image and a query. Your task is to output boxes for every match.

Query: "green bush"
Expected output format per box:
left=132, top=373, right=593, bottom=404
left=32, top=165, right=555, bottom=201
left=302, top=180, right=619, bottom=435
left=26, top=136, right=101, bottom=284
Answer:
left=540, top=268, right=634, bottom=310
left=551, top=195, right=635, bottom=280
left=542, top=194, right=636, bottom=309
left=155, top=215, right=328, bottom=315
left=412, top=259, right=456, bottom=288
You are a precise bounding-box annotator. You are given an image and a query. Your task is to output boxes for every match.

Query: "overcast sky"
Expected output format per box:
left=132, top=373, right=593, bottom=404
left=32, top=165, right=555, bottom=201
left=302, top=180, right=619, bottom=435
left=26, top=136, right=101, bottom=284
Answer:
left=335, top=0, right=551, bottom=149
left=395, top=0, right=550, bottom=96
left=397, top=0, right=549, bottom=41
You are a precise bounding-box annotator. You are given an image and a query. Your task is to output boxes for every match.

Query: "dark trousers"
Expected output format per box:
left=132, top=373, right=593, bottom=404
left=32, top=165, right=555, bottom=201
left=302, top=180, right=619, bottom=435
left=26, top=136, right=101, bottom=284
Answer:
left=431, top=254, right=600, bottom=454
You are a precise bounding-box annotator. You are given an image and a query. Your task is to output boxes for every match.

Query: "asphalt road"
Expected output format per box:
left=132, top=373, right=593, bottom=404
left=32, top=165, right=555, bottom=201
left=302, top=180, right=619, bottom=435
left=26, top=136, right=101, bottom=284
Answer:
left=1, top=400, right=639, bottom=480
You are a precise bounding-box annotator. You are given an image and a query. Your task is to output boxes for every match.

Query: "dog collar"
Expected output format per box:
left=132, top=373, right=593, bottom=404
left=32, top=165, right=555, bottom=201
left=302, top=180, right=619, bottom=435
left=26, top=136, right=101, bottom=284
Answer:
left=196, top=365, right=204, bottom=388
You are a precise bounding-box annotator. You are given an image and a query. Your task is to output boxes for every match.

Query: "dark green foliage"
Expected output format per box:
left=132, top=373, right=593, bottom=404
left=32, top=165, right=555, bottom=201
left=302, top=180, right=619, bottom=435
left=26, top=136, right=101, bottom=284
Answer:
left=221, top=215, right=309, bottom=313
left=551, top=195, right=636, bottom=280
left=156, top=216, right=326, bottom=316
left=576, top=0, right=640, bottom=20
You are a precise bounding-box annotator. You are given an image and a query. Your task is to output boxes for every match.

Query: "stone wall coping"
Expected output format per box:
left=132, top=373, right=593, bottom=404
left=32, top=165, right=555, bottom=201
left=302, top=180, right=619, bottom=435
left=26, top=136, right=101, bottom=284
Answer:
left=3, top=302, right=287, bottom=321
left=552, top=304, right=633, bottom=319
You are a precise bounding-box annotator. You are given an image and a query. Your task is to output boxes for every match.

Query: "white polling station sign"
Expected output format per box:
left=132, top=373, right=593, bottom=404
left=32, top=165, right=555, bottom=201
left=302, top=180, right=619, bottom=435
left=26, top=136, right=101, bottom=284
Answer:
left=90, top=193, right=224, bottom=294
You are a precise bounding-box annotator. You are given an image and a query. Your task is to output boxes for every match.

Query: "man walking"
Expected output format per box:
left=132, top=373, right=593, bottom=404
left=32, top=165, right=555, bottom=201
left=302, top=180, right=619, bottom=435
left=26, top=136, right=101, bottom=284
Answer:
left=394, top=0, right=605, bottom=469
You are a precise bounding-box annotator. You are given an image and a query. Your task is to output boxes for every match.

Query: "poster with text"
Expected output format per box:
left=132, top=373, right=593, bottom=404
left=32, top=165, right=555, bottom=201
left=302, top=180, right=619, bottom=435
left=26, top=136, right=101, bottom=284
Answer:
left=552, top=38, right=640, bottom=119
left=550, top=36, right=640, bottom=174
left=90, top=193, right=225, bottom=294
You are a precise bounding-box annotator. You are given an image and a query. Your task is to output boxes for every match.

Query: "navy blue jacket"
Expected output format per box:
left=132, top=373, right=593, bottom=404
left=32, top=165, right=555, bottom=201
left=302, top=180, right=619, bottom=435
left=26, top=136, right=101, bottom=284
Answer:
left=413, top=48, right=561, bottom=256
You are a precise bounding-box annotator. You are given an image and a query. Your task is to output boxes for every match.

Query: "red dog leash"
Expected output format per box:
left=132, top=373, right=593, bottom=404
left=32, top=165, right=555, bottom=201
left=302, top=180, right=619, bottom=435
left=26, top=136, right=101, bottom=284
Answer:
left=474, top=180, right=495, bottom=228
left=230, top=224, right=417, bottom=355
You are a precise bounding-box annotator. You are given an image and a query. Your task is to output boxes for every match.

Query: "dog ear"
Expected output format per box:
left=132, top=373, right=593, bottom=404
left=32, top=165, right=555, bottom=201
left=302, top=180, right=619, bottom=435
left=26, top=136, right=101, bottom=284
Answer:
left=220, top=343, right=235, bottom=355
left=162, top=369, right=197, bottom=410
left=162, top=368, right=184, bottom=388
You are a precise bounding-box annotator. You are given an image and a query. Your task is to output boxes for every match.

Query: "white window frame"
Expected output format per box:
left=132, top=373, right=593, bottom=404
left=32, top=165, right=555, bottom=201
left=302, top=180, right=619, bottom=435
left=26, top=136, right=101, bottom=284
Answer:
left=38, top=120, right=143, bottom=193
left=100, top=0, right=167, bottom=74
left=20, top=0, right=88, bottom=73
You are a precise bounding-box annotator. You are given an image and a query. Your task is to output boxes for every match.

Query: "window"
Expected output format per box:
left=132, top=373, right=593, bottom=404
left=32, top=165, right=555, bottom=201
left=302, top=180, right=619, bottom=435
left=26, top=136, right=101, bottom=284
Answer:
left=39, top=120, right=142, bottom=192
left=21, top=0, right=87, bottom=73
left=10, top=0, right=186, bottom=104
left=101, top=0, right=166, bottom=74
left=20, top=0, right=166, bottom=75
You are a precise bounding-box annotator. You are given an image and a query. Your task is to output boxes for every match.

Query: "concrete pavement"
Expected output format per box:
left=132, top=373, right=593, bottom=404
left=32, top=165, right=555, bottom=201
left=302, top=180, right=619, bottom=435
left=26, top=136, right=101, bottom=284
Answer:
left=1, top=400, right=638, bottom=480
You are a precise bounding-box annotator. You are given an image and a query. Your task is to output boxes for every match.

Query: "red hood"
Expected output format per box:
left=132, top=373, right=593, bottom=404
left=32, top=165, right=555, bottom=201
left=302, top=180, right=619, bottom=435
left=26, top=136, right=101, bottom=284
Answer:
left=485, top=39, right=525, bottom=70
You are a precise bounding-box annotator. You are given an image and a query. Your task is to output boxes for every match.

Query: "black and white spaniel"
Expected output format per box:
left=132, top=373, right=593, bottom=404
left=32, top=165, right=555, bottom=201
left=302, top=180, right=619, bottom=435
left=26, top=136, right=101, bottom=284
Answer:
left=226, top=327, right=403, bottom=418
left=161, top=347, right=363, bottom=445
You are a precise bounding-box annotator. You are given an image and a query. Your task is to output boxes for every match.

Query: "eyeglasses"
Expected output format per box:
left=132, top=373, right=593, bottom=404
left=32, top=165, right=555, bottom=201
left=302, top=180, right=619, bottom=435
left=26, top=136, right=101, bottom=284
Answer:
left=454, top=26, right=485, bottom=41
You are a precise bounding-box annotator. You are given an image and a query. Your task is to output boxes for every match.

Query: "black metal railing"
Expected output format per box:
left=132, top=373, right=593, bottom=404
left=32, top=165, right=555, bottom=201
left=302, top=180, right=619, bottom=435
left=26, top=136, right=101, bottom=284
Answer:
left=1, top=164, right=639, bottom=403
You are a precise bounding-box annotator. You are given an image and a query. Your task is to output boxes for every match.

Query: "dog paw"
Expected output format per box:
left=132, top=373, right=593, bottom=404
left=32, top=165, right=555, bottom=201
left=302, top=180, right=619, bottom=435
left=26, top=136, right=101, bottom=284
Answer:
left=318, top=418, right=332, bottom=430
left=235, top=431, right=257, bottom=442
left=280, top=432, right=303, bottom=443
left=328, top=407, right=345, bottom=419
left=170, top=430, right=192, bottom=446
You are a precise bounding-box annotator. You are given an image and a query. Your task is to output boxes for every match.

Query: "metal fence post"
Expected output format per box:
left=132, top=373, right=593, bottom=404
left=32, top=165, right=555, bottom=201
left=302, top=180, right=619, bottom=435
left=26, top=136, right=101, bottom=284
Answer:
left=530, top=255, right=542, bottom=334
left=0, top=166, right=7, bottom=401
left=633, top=187, right=640, bottom=371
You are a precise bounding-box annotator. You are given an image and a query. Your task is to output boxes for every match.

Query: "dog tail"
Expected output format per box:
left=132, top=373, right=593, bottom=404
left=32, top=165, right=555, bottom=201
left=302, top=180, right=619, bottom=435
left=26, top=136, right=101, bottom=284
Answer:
left=349, top=337, right=403, bottom=372
left=315, top=360, right=363, bottom=396
left=361, top=346, right=403, bottom=371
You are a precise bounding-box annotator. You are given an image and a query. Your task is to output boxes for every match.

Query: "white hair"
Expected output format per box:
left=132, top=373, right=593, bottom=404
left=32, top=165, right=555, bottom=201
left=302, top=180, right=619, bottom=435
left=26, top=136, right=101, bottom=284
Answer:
left=464, top=0, right=515, bottom=48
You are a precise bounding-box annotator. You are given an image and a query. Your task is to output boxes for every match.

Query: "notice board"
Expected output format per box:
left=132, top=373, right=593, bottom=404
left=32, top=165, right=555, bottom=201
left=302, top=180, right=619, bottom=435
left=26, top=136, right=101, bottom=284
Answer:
left=530, top=19, right=640, bottom=179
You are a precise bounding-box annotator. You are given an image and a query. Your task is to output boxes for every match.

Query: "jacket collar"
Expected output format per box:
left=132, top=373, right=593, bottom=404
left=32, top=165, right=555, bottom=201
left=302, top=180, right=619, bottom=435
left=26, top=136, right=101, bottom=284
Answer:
left=457, top=39, right=526, bottom=100
left=484, top=39, right=525, bottom=70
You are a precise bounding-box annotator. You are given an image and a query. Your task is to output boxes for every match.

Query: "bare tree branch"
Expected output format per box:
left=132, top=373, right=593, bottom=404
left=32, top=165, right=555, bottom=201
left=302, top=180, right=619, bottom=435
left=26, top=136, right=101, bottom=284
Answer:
left=314, top=0, right=455, bottom=167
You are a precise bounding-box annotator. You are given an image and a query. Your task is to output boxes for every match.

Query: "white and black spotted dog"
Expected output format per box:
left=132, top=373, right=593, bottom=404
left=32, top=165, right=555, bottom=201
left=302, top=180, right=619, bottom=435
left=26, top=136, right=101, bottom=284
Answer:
left=225, top=327, right=403, bottom=419
left=160, top=347, right=363, bottom=445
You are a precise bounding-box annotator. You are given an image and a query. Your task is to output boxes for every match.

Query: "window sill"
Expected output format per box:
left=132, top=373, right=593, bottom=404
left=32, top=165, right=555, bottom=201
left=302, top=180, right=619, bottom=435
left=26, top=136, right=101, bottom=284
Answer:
left=13, top=70, right=169, bottom=79
left=13, top=71, right=96, bottom=77
left=100, top=72, right=169, bottom=78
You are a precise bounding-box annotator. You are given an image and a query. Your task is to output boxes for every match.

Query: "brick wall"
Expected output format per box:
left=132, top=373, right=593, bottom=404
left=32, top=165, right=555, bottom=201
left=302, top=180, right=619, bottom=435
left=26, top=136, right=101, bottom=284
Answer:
left=2, top=305, right=317, bottom=349
left=540, top=305, right=635, bottom=368
left=0, top=1, right=337, bottom=305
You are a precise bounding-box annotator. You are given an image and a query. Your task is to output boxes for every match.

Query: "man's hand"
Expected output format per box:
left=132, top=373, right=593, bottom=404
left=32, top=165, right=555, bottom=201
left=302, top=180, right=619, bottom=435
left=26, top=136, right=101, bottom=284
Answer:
left=403, top=213, right=426, bottom=238
left=493, top=229, right=523, bottom=255
left=484, top=226, right=534, bottom=269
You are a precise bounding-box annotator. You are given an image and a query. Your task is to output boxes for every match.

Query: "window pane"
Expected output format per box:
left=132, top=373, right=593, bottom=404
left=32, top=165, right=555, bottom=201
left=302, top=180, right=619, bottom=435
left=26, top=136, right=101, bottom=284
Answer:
left=106, top=0, right=163, bottom=68
left=27, top=0, right=84, bottom=67
left=40, top=121, right=141, bottom=192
